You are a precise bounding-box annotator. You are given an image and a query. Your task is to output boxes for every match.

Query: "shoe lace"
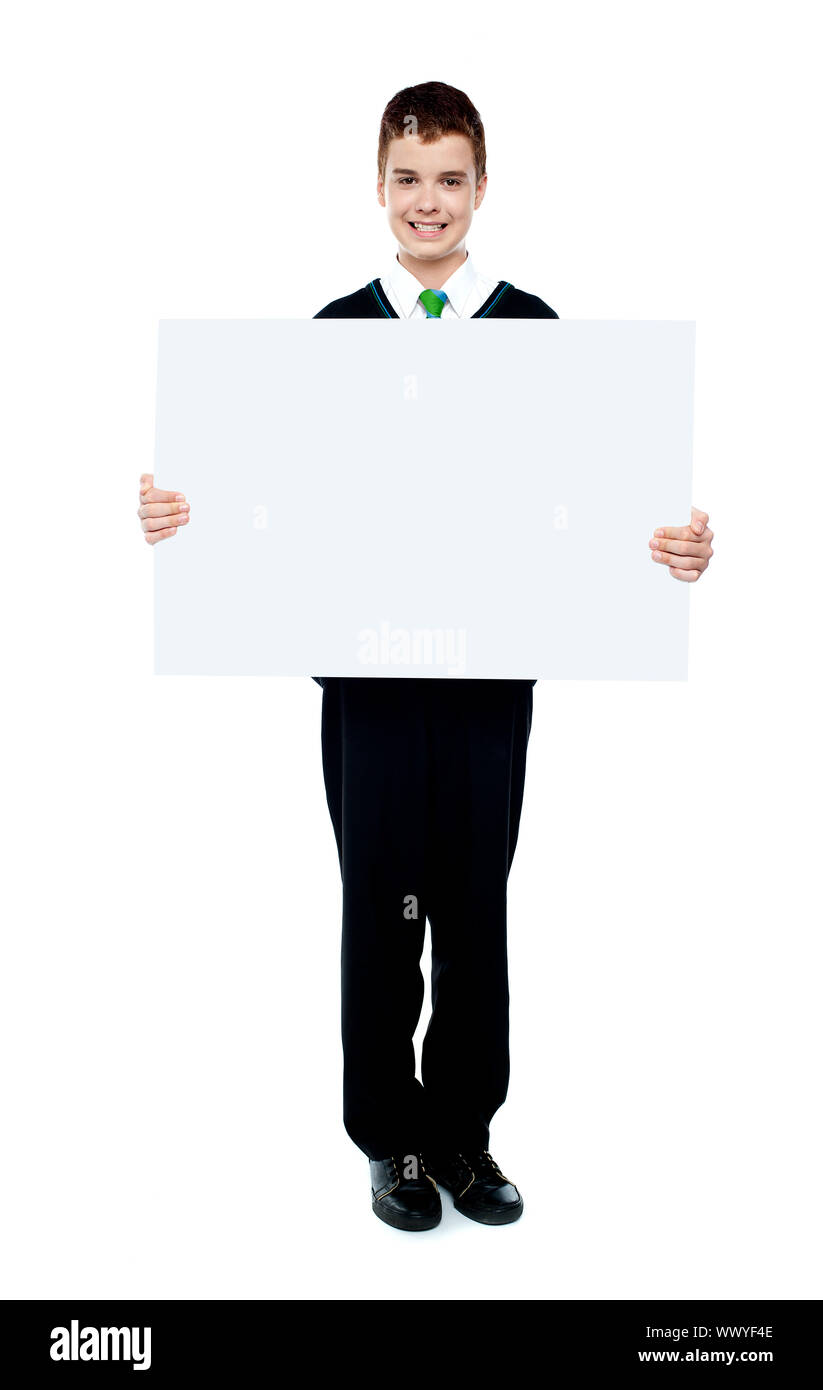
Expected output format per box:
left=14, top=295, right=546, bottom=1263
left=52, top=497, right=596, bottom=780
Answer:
left=468, top=1150, right=506, bottom=1182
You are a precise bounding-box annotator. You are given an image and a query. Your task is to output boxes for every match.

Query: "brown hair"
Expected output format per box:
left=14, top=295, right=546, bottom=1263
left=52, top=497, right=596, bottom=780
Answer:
left=377, top=81, right=487, bottom=186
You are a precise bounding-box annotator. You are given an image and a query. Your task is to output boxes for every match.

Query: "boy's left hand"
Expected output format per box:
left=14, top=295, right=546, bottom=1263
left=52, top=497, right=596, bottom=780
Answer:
left=649, top=506, right=714, bottom=582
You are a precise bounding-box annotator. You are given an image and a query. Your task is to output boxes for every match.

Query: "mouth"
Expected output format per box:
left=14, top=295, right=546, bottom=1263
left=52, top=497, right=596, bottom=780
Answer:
left=408, top=221, right=448, bottom=238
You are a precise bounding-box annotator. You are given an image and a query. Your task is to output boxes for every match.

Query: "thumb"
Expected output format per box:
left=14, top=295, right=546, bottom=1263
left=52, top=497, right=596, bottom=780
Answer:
left=690, top=505, right=708, bottom=536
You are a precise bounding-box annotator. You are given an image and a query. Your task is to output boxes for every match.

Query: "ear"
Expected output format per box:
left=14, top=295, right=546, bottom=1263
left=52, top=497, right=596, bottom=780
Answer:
left=377, top=176, right=386, bottom=208
left=474, top=173, right=488, bottom=210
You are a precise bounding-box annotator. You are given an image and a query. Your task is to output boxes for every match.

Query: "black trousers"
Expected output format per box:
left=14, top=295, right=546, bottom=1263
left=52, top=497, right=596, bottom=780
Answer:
left=320, top=677, right=534, bottom=1161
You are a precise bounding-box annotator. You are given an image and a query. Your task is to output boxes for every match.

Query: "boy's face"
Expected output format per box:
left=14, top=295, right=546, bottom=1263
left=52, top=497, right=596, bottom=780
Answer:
left=377, top=133, right=487, bottom=264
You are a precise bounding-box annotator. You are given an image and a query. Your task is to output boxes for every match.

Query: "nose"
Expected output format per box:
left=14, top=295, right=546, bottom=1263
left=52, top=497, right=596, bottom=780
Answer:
left=416, top=191, right=440, bottom=214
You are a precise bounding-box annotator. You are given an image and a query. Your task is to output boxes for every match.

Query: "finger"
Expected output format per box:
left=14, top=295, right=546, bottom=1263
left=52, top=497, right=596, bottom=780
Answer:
left=651, top=550, right=707, bottom=569
left=653, top=516, right=711, bottom=542
left=141, top=485, right=187, bottom=503
left=653, top=524, right=695, bottom=541
left=144, top=526, right=179, bottom=544
left=142, top=512, right=190, bottom=532
left=668, top=565, right=700, bottom=582
left=138, top=500, right=190, bottom=520
left=649, top=536, right=710, bottom=558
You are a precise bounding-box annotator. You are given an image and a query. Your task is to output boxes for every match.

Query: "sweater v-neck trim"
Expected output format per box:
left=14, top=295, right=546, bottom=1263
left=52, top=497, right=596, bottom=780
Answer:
left=368, top=278, right=512, bottom=319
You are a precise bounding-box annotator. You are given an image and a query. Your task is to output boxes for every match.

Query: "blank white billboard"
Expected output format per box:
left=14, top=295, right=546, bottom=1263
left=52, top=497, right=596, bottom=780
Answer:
left=154, top=319, right=694, bottom=680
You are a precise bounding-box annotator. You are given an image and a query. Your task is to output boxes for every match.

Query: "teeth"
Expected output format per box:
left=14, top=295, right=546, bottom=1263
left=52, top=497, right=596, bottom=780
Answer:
left=413, top=223, right=445, bottom=229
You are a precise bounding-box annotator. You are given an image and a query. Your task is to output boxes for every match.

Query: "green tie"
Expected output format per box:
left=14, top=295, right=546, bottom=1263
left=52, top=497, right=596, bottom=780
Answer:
left=419, top=288, right=448, bottom=317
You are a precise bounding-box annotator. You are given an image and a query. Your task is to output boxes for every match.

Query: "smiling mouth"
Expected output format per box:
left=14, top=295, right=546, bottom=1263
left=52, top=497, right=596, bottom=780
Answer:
left=409, top=221, right=447, bottom=231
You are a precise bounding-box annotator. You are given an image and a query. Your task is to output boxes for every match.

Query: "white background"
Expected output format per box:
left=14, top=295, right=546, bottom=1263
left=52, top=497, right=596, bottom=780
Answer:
left=1, top=0, right=820, bottom=1301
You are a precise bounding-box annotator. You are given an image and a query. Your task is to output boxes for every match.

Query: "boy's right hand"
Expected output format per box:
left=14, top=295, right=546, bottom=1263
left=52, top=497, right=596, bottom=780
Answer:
left=137, top=473, right=190, bottom=544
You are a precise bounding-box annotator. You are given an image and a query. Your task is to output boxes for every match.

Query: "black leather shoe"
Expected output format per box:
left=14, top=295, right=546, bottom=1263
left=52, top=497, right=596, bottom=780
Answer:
left=369, top=1154, right=441, bottom=1231
left=428, top=1150, right=524, bottom=1225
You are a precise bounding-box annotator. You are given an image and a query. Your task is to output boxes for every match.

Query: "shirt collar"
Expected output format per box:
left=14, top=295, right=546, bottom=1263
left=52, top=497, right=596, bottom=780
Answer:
left=380, top=249, right=481, bottom=318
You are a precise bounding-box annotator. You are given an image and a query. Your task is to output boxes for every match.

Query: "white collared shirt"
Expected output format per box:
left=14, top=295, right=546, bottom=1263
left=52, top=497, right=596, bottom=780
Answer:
left=378, top=249, right=499, bottom=319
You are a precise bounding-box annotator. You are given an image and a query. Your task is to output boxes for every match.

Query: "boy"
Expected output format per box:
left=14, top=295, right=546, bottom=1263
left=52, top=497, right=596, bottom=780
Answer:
left=138, top=81, right=714, bottom=1233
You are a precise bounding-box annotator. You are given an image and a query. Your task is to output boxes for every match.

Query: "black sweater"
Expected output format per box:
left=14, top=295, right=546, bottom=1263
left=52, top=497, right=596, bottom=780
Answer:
left=311, top=277, right=559, bottom=686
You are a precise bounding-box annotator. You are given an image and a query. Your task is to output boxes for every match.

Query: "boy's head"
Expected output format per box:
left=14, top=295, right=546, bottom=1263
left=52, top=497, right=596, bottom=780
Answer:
left=377, top=81, right=488, bottom=267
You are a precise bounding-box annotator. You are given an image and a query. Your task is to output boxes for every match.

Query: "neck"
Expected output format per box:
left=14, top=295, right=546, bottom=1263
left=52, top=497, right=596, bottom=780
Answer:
left=396, top=245, right=468, bottom=290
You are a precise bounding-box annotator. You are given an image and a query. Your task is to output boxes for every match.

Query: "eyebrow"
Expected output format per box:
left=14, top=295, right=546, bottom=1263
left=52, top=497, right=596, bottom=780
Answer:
left=391, top=168, right=469, bottom=177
